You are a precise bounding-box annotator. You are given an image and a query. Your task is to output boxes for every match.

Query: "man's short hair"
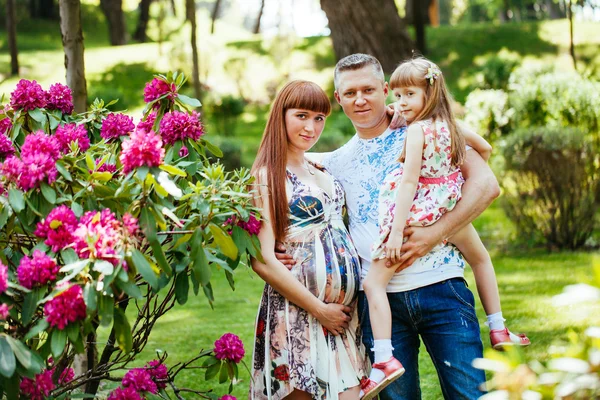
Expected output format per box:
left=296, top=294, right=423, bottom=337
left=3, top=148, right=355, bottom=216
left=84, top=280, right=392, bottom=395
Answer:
left=333, top=53, right=385, bottom=89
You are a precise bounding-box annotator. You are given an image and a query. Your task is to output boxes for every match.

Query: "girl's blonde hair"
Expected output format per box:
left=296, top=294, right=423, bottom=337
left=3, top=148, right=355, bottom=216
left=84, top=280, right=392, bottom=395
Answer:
left=389, top=58, right=466, bottom=166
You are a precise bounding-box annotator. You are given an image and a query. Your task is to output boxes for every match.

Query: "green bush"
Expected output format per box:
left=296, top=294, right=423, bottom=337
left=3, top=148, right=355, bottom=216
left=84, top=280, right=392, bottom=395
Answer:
left=207, top=95, right=246, bottom=136
left=473, top=49, right=522, bottom=91
left=464, top=89, right=513, bottom=142
left=501, top=127, right=600, bottom=249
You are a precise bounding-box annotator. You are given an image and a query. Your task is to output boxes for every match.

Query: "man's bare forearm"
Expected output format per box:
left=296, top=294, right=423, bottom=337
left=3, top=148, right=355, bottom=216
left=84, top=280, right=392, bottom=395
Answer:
left=436, top=150, right=500, bottom=240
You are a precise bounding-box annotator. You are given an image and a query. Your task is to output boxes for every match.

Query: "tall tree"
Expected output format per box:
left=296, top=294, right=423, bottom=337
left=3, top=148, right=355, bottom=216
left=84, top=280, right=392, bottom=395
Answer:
left=320, top=0, right=414, bottom=74
left=7, top=0, right=19, bottom=76
left=100, top=0, right=128, bottom=45
left=59, top=0, right=87, bottom=112
left=253, top=0, right=265, bottom=34
left=413, top=0, right=427, bottom=54
left=567, top=0, right=576, bottom=69
left=133, top=0, right=153, bottom=42
left=210, top=0, right=221, bottom=34
left=30, top=0, right=57, bottom=19
left=186, top=0, right=201, bottom=100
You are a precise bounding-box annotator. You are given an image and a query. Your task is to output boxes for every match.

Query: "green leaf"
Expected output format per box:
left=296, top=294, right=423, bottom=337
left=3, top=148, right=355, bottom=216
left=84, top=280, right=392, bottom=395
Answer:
left=201, top=355, right=219, bottom=367
left=90, top=172, right=113, bottom=182
left=150, top=239, right=172, bottom=276
left=136, top=166, right=149, bottom=181
left=71, top=202, right=83, bottom=217
left=56, top=162, right=72, bottom=181
left=93, top=260, right=115, bottom=276
left=204, top=139, right=223, bottom=158
left=83, top=283, right=97, bottom=312
left=219, top=361, right=229, bottom=383
left=85, top=153, right=95, bottom=171
left=225, top=270, right=235, bottom=291
left=24, top=319, right=50, bottom=341
left=2, top=370, right=20, bottom=400
left=140, top=207, right=157, bottom=242
left=40, top=183, right=56, bottom=204
left=129, top=249, right=158, bottom=290
left=113, top=308, right=133, bottom=353
left=28, top=108, right=45, bottom=122
left=159, top=164, right=187, bottom=177
left=231, top=226, right=249, bottom=255
left=51, top=329, right=67, bottom=358
left=115, top=280, right=143, bottom=300
left=191, top=241, right=211, bottom=286
left=175, top=272, right=189, bottom=305
left=0, top=336, right=16, bottom=378
left=177, top=94, right=202, bottom=108
left=98, top=295, right=114, bottom=327
left=66, top=323, right=80, bottom=343
left=61, top=248, right=78, bottom=265
left=6, top=336, right=43, bottom=374
left=209, top=223, right=238, bottom=260
left=202, top=282, right=215, bottom=304
left=21, top=290, right=42, bottom=325
left=8, top=189, right=24, bottom=213
left=205, top=362, right=221, bottom=381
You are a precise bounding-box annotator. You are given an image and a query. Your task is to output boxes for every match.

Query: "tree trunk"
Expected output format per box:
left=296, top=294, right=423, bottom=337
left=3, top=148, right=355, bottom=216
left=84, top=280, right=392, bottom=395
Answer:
left=30, top=0, right=57, bottom=18
left=320, top=0, right=414, bottom=74
left=546, top=0, right=565, bottom=18
left=413, top=0, right=426, bottom=54
left=133, top=0, right=152, bottom=42
left=186, top=0, right=201, bottom=100
left=100, top=0, right=128, bottom=45
left=567, top=0, right=576, bottom=70
left=59, top=0, right=87, bottom=113
left=253, top=0, right=265, bottom=34
left=210, top=0, right=221, bottom=34
left=7, top=0, right=19, bottom=76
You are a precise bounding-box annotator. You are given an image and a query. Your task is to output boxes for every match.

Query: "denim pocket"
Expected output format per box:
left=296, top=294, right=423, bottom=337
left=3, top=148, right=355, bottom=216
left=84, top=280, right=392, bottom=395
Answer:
left=447, top=279, right=476, bottom=311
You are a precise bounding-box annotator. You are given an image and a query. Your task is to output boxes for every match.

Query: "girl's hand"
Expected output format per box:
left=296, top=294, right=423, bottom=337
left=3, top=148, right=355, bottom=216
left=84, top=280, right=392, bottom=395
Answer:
left=314, top=303, right=352, bottom=336
left=387, top=101, right=406, bottom=130
left=385, top=232, right=404, bottom=264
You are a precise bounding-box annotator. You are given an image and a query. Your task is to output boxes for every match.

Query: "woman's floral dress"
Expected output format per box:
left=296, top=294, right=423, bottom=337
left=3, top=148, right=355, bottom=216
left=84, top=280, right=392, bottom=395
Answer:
left=250, top=163, right=368, bottom=400
left=372, top=118, right=465, bottom=259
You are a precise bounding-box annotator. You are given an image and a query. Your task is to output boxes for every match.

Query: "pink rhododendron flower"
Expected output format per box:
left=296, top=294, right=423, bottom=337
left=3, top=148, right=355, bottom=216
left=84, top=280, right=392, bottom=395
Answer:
left=44, top=284, right=87, bottom=330
left=178, top=145, right=189, bottom=158
left=58, top=367, right=75, bottom=385
left=10, top=79, right=47, bottom=111
left=73, top=209, right=123, bottom=265
left=45, top=83, right=74, bottom=114
left=108, top=386, right=142, bottom=400
left=145, top=360, right=168, bottom=389
left=17, top=250, right=60, bottom=289
left=0, top=132, right=14, bottom=159
left=54, top=123, right=90, bottom=153
left=225, top=214, right=261, bottom=236
left=159, top=110, right=204, bottom=145
left=143, top=78, right=177, bottom=104
left=0, top=262, right=8, bottom=293
left=95, top=158, right=117, bottom=173
left=101, top=113, right=135, bottom=141
left=122, top=213, right=141, bottom=238
left=219, top=396, right=237, bottom=400
left=1, top=131, right=61, bottom=191
left=119, top=129, right=165, bottom=175
left=0, top=303, right=9, bottom=320
left=19, top=369, right=55, bottom=400
left=214, top=333, right=245, bottom=363
left=122, top=368, right=158, bottom=394
left=35, top=205, right=78, bottom=253
left=136, top=112, right=156, bottom=133
left=0, top=112, right=12, bottom=136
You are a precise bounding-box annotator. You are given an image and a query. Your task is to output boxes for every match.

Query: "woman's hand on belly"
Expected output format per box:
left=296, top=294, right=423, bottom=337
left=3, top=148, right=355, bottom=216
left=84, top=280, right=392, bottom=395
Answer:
left=314, top=303, right=353, bottom=336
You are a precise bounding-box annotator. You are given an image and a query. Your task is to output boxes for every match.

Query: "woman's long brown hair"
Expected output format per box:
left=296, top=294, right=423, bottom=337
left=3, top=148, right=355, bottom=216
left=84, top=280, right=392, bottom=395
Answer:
left=251, top=80, right=331, bottom=242
left=389, top=58, right=466, bottom=166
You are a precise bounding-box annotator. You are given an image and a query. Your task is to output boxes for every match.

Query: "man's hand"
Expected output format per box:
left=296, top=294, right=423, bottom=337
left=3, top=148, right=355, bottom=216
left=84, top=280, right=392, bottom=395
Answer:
left=274, top=242, right=296, bottom=270
left=390, top=225, right=444, bottom=272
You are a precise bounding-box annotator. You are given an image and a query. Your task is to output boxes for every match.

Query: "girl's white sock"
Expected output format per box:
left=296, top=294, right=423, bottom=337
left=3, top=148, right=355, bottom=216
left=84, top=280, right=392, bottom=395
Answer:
left=486, top=312, right=506, bottom=331
left=368, top=339, right=393, bottom=383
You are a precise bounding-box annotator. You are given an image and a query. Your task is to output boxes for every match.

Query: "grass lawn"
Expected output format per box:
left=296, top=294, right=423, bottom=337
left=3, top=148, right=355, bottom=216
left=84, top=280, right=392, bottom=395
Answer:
left=94, top=201, right=599, bottom=399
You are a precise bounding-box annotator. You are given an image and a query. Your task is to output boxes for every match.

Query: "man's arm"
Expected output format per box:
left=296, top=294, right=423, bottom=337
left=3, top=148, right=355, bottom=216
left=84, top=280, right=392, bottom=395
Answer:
left=393, top=149, right=500, bottom=270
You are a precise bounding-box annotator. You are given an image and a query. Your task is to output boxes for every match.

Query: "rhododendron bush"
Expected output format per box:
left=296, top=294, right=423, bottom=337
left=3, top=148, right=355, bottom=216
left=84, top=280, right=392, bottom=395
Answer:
left=0, top=72, right=261, bottom=399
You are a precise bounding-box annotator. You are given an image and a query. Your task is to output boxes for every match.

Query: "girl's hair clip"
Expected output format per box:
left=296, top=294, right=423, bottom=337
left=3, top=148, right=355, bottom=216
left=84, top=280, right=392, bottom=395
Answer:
left=424, top=64, right=442, bottom=86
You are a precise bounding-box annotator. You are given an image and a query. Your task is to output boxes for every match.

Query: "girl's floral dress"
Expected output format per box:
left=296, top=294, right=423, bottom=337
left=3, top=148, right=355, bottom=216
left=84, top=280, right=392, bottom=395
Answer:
left=250, top=162, right=368, bottom=400
left=372, top=118, right=465, bottom=259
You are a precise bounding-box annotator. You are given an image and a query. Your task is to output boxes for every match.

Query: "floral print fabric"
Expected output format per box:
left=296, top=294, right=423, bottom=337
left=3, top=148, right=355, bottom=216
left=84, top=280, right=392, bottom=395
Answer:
left=372, top=118, right=465, bottom=259
left=250, top=163, right=368, bottom=400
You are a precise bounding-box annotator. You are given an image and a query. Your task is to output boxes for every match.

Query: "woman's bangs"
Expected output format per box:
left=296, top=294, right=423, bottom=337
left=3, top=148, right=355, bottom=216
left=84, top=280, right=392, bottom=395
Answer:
left=285, top=82, right=331, bottom=116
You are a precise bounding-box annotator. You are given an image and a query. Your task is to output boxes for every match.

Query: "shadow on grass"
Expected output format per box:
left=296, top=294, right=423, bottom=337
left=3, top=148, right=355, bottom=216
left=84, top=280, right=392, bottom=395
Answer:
left=87, top=62, right=158, bottom=110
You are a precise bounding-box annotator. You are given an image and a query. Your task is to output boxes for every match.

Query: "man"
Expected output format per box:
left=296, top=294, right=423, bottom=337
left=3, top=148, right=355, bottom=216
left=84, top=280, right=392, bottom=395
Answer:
left=319, top=54, right=497, bottom=399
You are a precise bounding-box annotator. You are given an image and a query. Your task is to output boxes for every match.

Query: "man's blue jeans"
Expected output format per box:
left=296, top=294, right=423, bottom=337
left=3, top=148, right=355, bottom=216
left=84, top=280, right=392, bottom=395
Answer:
left=358, top=278, right=486, bottom=399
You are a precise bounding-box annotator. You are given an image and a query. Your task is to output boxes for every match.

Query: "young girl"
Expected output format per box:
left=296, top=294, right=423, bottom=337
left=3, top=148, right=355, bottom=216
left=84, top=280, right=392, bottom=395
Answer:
left=359, top=58, right=530, bottom=400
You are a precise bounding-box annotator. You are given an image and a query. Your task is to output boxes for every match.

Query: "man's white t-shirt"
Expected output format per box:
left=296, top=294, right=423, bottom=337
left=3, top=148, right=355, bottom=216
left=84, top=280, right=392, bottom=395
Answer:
left=322, top=126, right=466, bottom=292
